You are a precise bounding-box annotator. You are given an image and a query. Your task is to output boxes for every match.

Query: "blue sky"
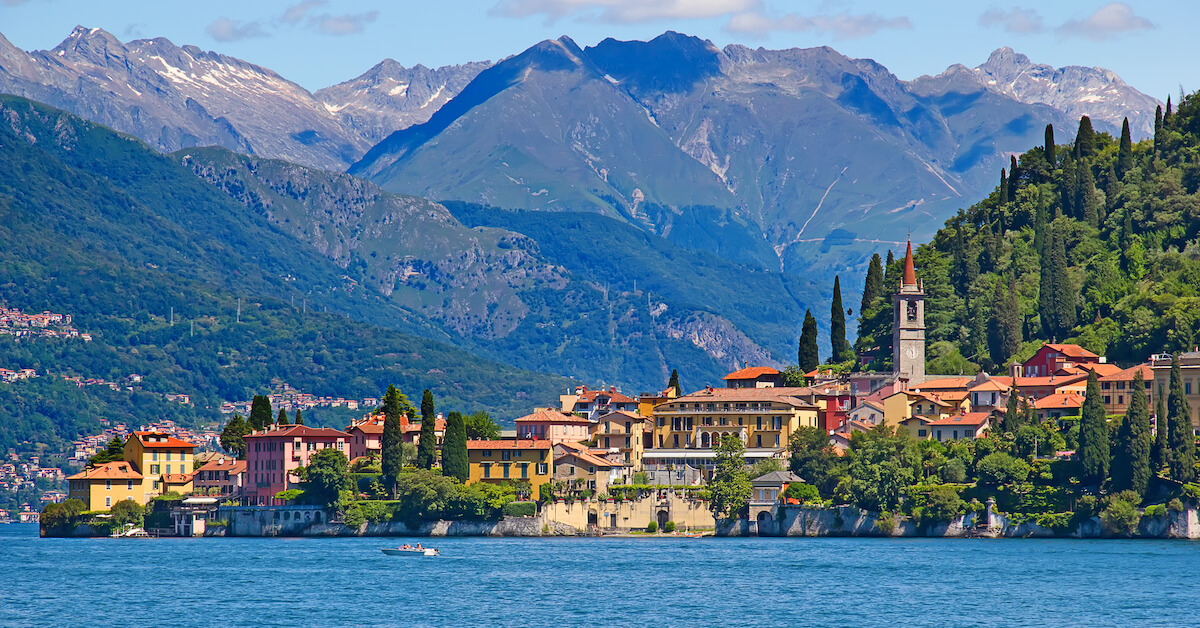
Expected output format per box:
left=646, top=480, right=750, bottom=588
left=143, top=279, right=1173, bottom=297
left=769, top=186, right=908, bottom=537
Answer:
left=0, top=1, right=1193, bottom=99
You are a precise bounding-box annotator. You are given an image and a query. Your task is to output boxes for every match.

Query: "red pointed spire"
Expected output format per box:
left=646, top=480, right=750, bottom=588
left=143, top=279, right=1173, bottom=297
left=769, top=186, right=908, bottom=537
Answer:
left=902, top=238, right=917, bottom=287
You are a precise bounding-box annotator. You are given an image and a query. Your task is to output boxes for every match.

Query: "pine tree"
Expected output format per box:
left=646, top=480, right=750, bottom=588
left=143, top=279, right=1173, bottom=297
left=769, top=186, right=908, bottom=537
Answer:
left=1113, top=371, right=1153, bottom=497
left=1044, top=124, right=1056, bottom=166
left=1075, top=116, right=1095, bottom=159
left=219, top=414, right=249, bottom=459
left=1077, top=371, right=1109, bottom=486
left=798, top=309, right=819, bottom=372
left=1153, top=393, right=1169, bottom=473
left=861, top=253, right=884, bottom=314
left=830, top=275, right=850, bottom=363
left=1167, top=354, right=1196, bottom=482
left=667, top=369, right=682, bottom=396
left=1116, top=117, right=1134, bottom=179
left=417, top=389, right=438, bottom=469
left=294, top=409, right=303, bottom=426
left=381, top=384, right=406, bottom=495
left=1154, top=105, right=1164, bottom=153
left=277, top=409, right=289, bottom=426
left=441, top=411, right=469, bottom=482
left=248, top=395, right=273, bottom=431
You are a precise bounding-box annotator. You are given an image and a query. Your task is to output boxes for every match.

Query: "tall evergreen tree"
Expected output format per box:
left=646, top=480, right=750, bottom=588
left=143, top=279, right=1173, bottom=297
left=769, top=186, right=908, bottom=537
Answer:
left=999, top=168, right=1009, bottom=204
left=1077, top=371, right=1109, bottom=486
left=1165, top=94, right=1172, bottom=120
left=861, top=253, right=884, bottom=314
left=1003, top=275, right=1022, bottom=360
left=1154, top=105, right=1164, bottom=153
left=1167, top=354, right=1196, bottom=482
left=293, top=409, right=303, bottom=426
left=1153, top=393, right=1169, bottom=473
left=830, top=275, right=850, bottom=363
left=1116, top=117, right=1134, bottom=178
left=1075, top=116, right=1095, bottom=159
left=381, top=384, right=406, bottom=495
left=987, top=280, right=1008, bottom=367
left=798, top=309, right=819, bottom=372
left=417, top=389, right=438, bottom=469
left=441, top=411, right=469, bottom=482
left=1044, top=123, right=1056, bottom=166
left=1009, top=155, right=1020, bottom=202
left=248, top=395, right=273, bottom=431
left=667, top=369, right=682, bottom=396
left=219, top=414, right=249, bottom=459
left=883, top=250, right=896, bottom=289
left=277, top=409, right=289, bottom=426
left=1038, top=228, right=1056, bottom=338
left=1002, top=385, right=1021, bottom=434
left=1113, top=371, right=1153, bottom=497
left=1079, top=163, right=1100, bottom=227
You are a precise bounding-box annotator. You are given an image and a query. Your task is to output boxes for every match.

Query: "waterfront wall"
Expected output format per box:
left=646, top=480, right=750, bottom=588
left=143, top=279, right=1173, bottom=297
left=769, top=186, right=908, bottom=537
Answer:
left=541, top=493, right=714, bottom=531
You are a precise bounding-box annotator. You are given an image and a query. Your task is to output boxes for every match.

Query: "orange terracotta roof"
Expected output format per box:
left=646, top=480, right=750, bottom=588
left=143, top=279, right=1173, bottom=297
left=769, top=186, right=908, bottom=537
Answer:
left=1081, top=363, right=1123, bottom=377
left=515, top=408, right=591, bottom=424
left=1013, top=375, right=1088, bottom=388
left=198, top=459, right=246, bottom=474
left=466, top=439, right=552, bottom=450
left=666, top=386, right=817, bottom=409
left=1044, top=343, right=1100, bottom=359
left=132, top=432, right=196, bottom=449
left=1099, top=364, right=1153, bottom=382
left=160, top=473, right=193, bottom=483
left=1035, top=392, right=1086, bottom=409
left=926, top=412, right=992, bottom=427
left=555, top=450, right=622, bottom=468
left=596, top=409, right=649, bottom=422
left=67, top=461, right=143, bottom=481
left=245, top=425, right=350, bottom=439
left=576, top=388, right=637, bottom=404
left=913, top=377, right=975, bottom=390
left=402, top=418, right=446, bottom=433
left=722, top=366, right=780, bottom=380
left=967, top=379, right=1010, bottom=393
left=347, top=421, right=385, bottom=434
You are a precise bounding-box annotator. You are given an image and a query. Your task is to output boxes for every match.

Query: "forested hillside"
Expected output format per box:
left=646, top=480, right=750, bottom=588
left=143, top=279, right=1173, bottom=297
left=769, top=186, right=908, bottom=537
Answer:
left=856, top=93, right=1200, bottom=373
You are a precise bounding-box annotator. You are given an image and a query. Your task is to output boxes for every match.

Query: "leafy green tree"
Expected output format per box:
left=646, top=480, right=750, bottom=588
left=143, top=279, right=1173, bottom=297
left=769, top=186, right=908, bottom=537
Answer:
left=830, top=275, right=851, bottom=362
left=798, top=309, right=819, bottom=372
left=1167, top=354, right=1196, bottom=482
left=109, top=499, right=144, bottom=528
left=1153, top=393, right=1169, bottom=472
left=860, top=253, right=884, bottom=315
left=465, top=411, right=501, bottom=441
left=1077, top=371, right=1110, bottom=486
left=89, top=437, right=126, bottom=464
left=1100, top=494, right=1141, bottom=536
left=40, top=498, right=85, bottom=531
left=417, top=389, right=438, bottom=469
left=302, top=448, right=352, bottom=509
left=709, top=435, right=751, bottom=520
left=219, top=414, right=249, bottom=459
left=247, top=395, right=273, bottom=431
left=1113, top=371, right=1152, bottom=497
left=844, top=425, right=915, bottom=512
left=277, top=409, right=289, bottom=426
left=667, top=369, right=682, bottom=396
left=441, top=411, right=469, bottom=482
left=976, top=452, right=1030, bottom=485
left=381, top=384, right=408, bottom=496
left=294, top=409, right=303, bottom=426
left=919, top=485, right=965, bottom=527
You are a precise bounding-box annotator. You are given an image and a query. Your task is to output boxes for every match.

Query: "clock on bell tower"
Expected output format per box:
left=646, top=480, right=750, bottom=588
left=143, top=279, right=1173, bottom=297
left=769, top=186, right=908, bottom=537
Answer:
left=893, top=239, right=925, bottom=386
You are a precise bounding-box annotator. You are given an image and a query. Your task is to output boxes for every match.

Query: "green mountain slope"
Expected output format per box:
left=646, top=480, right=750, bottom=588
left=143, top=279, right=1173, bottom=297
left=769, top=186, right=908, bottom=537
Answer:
left=0, top=95, right=572, bottom=452
left=856, top=99, right=1200, bottom=371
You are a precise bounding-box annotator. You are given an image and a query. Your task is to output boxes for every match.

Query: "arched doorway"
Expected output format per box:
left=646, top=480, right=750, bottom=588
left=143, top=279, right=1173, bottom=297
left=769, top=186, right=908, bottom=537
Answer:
left=588, top=511, right=598, bottom=527
left=700, top=432, right=710, bottom=448
left=657, top=510, right=669, bottom=529
left=757, top=511, right=774, bottom=536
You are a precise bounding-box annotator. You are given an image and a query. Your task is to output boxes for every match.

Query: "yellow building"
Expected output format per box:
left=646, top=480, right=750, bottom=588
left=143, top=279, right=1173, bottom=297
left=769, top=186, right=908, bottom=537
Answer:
left=466, top=440, right=552, bottom=500
left=591, top=410, right=649, bottom=469
left=881, top=390, right=971, bottom=427
left=650, top=386, right=820, bottom=453
left=66, top=461, right=144, bottom=511
left=123, top=432, right=196, bottom=502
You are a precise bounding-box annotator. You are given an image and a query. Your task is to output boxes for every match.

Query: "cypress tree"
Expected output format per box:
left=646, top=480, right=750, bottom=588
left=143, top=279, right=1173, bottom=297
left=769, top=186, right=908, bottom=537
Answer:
left=1075, top=116, right=1095, bottom=159
left=1167, top=354, right=1196, bottom=482
left=999, top=168, right=1009, bottom=204
left=1080, top=164, right=1100, bottom=227
left=1153, top=392, right=1169, bottom=473
left=248, top=395, right=273, bottom=431
left=1050, top=226, right=1075, bottom=337
left=1044, top=124, right=1056, bottom=166
left=1114, top=371, right=1153, bottom=497
left=294, top=409, right=303, bottom=426
left=667, top=369, right=682, bottom=396
left=1154, top=105, right=1163, bottom=153
left=1009, top=155, right=1020, bottom=202
left=1003, top=275, right=1022, bottom=360
left=1002, top=385, right=1021, bottom=433
left=381, top=384, right=405, bottom=495
left=276, top=409, right=289, bottom=426
left=830, top=276, right=850, bottom=363
left=1165, top=94, right=1172, bottom=120
left=441, top=411, right=469, bottom=482
left=883, top=250, right=896, bottom=291
left=861, top=253, right=884, bottom=314
left=1116, top=117, right=1134, bottom=179
left=798, top=309, right=819, bottom=372
left=1038, top=227, right=1055, bottom=338
left=987, top=280, right=1008, bottom=367
left=1077, top=370, right=1109, bottom=486
left=1023, top=398, right=1037, bottom=427
left=417, top=389, right=438, bottom=469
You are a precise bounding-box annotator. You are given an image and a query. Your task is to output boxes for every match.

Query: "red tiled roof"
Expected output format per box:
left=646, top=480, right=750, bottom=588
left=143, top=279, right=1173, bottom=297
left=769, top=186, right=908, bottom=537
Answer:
left=926, top=412, right=991, bottom=427
left=1080, top=363, right=1123, bottom=377
left=596, top=409, right=649, bottom=422
left=555, top=450, right=622, bottom=468
left=515, top=408, right=591, bottom=424
left=1035, top=393, right=1085, bottom=409
left=968, top=379, right=1010, bottom=393
left=245, top=425, right=351, bottom=439
left=1099, top=364, right=1153, bottom=382
left=466, top=440, right=551, bottom=450
left=348, top=421, right=385, bottom=434
left=132, top=432, right=196, bottom=449
left=402, top=418, right=445, bottom=433
left=913, top=377, right=975, bottom=390
left=198, top=459, right=246, bottom=474
left=722, top=366, right=780, bottom=380
left=67, top=461, right=143, bottom=481
left=160, top=473, right=193, bottom=483
left=1043, top=343, right=1100, bottom=359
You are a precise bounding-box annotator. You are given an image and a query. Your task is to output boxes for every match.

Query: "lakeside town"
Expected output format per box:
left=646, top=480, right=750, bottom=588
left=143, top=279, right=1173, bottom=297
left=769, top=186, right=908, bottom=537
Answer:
left=34, top=245, right=1200, bottom=539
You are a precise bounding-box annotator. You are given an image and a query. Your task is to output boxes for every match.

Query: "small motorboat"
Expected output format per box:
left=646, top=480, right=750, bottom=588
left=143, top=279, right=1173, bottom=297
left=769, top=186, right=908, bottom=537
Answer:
left=382, top=546, right=440, bottom=557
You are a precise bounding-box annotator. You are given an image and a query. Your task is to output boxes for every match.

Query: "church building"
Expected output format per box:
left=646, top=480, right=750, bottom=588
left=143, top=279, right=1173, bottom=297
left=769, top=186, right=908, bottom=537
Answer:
left=892, top=240, right=926, bottom=387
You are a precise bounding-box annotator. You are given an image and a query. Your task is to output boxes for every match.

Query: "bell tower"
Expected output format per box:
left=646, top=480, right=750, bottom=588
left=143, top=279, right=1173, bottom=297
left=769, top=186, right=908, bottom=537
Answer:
left=893, top=239, right=925, bottom=386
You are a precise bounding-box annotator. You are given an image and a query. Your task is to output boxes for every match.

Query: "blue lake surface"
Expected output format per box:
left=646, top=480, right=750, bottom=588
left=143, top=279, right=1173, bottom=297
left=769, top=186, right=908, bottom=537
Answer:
left=3, top=522, right=1198, bottom=627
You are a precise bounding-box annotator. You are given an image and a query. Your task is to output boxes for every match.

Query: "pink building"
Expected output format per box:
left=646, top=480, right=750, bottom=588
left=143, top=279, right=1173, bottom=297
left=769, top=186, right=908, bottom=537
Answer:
left=244, top=425, right=350, bottom=505
left=515, top=408, right=592, bottom=443
left=346, top=414, right=385, bottom=462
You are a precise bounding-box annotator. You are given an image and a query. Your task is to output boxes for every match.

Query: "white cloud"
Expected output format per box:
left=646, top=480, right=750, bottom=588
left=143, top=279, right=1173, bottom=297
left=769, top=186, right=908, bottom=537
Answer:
left=281, top=0, right=326, bottom=24
left=978, top=7, right=1044, bottom=34
left=726, top=10, right=911, bottom=39
left=311, top=11, right=380, bottom=36
left=491, top=0, right=758, bottom=23
left=206, top=17, right=268, bottom=42
left=1056, top=2, right=1154, bottom=40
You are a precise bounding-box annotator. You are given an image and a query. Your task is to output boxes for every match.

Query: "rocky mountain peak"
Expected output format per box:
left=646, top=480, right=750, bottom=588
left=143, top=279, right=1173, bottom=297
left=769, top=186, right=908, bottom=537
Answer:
left=52, top=26, right=127, bottom=65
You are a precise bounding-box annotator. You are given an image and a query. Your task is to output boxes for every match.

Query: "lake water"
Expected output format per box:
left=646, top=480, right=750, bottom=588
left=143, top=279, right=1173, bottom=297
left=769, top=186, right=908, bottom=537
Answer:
left=3, top=522, right=1198, bottom=627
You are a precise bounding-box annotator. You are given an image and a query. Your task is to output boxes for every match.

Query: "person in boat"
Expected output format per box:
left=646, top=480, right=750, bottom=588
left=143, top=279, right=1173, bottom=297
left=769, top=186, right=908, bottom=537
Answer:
left=401, top=543, right=411, bottom=549
left=415, top=543, right=423, bottom=550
